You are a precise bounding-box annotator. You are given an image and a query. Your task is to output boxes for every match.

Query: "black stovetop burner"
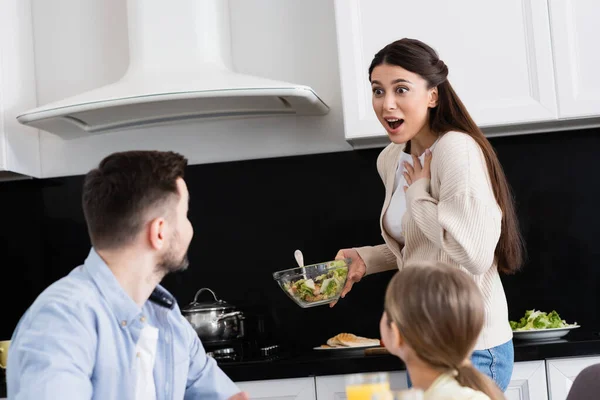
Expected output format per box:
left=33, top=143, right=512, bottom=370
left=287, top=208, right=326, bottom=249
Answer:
left=203, top=338, right=285, bottom=364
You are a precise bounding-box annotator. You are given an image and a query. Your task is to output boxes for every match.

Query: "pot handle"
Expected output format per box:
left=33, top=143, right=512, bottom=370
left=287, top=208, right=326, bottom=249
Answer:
left=193, top=288, right=219, bottom=304
left=215, top=311, right=242, bottom=322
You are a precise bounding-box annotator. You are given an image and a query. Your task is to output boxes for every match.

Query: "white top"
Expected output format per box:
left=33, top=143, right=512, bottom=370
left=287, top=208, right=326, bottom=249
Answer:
left=424, top=372, right=491, bottom=400
left=383, top=139, right=440, bottom=244
left=134, top=323, right=159, bottom=400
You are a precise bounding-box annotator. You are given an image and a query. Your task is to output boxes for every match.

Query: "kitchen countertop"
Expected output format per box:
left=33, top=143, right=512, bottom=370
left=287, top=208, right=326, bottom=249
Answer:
left=221, top=330, right=600, bottom=382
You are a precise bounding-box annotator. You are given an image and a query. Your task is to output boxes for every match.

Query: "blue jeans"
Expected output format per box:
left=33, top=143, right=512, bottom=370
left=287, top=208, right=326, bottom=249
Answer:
left=406, top=339, right=514, bottom=392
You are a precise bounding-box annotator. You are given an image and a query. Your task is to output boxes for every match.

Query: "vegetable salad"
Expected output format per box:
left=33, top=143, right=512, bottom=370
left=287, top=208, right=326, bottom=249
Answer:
left=284, top=263, right=348, bottom=303
left=510, top=309, right=577, bottom=331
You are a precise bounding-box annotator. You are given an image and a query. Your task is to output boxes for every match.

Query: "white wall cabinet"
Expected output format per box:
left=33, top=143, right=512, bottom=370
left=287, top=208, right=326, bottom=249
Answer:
left=506, top=361, right=549, bottom=400
left=0, top=0, right=40, bottom=181
left=236, top=377, right=316, bottom=400
left=546, top=356, right=600, bottom=400
left=548, top=0, right=600, bottom=118
left=315, top=371, right=408, bottom=399
left=333, top=0, right=600, bottom=146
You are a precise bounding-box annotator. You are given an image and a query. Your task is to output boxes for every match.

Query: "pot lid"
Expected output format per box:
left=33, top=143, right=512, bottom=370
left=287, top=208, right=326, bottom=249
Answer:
left=182, top=288, right=235, bottom=313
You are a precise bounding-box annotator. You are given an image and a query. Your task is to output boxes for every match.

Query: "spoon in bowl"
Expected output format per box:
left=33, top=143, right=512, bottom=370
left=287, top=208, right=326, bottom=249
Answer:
left=294, top=249, right=304, bottom=267
left=294, top=249, right=308, bottom=280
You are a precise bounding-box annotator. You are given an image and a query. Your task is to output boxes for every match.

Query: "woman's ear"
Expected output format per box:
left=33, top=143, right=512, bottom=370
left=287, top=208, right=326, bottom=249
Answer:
left=428, top=86, right=439, bottom=108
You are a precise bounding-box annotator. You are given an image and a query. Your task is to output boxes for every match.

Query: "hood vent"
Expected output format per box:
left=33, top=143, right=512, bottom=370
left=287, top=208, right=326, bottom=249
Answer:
left=17, top=0, right=329, bottom=138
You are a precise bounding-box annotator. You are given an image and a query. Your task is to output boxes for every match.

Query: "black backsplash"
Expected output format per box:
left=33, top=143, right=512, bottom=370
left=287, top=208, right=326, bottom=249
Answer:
left=2, top=128, right=600, bottom=349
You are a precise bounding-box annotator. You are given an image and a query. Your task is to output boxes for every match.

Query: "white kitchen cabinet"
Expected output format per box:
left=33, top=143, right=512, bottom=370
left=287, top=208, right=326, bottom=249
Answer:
left=233, top=356, right=600, bottom=400
left=236, top=377, right=316, bottom=400
left=548, top=0, right=600, bottom=118
left=315, top=364, right=548, bottom=400
left=546, top=355, right=600, bottom=400
left=315, top=371, right=408, bottom=399
left=0, top=0, right=40, bottom=180
left=506, top=361, right=549, bottom=400
left=333, top=0, right=558, bottom=144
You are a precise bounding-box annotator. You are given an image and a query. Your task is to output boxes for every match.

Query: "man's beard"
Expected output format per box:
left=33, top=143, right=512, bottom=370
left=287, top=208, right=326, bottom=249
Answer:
left=157, top=251, right=189, bottom=275
left=156, top=235, right=190, bottom=275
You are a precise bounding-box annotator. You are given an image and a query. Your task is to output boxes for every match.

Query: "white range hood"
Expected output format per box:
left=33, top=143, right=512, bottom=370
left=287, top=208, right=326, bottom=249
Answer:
left=17, top=0, right=329, bottom=139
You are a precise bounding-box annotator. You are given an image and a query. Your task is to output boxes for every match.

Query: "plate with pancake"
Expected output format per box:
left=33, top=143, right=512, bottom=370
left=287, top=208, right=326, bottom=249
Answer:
left=313, top=333, right=381, bottom=350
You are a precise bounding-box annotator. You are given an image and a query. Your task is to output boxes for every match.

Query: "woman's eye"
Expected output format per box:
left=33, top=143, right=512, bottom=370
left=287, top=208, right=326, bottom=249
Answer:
left=372, top=88, right=384, bottom=96
left=396, top=87, right=408, bottom=94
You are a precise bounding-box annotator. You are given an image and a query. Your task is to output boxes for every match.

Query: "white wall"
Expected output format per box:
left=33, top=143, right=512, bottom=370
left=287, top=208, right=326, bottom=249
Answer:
left=31, top=0, right=357, bottom=178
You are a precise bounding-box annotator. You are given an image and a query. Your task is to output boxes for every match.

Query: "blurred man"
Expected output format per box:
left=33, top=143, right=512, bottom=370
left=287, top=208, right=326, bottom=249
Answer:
left=8, top=150, right=248, bottom=400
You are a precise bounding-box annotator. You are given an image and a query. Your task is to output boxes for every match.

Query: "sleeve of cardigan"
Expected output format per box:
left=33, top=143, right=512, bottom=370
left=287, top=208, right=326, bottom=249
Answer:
left=354, top=244, right=399, bottom=275
left=404, top=133, right=502, bottom=275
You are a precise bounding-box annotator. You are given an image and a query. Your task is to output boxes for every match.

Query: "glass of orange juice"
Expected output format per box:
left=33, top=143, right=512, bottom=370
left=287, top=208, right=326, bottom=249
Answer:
left=345, top=372, right=390, bottom=400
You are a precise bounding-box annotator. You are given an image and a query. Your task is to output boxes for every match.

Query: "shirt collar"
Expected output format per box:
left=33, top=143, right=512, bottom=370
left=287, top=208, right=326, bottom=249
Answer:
left=149, top=284, right=176, bottom=310
left=83, top=247, right=175, bottom=325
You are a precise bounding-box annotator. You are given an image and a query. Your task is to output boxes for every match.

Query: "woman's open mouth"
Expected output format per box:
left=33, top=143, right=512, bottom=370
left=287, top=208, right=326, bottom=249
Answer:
left=385, top=118, right=404, bottom=131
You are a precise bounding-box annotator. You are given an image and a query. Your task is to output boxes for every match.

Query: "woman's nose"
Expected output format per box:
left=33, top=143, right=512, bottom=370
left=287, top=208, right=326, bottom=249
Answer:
left=383, top=93, right=397, bottom=110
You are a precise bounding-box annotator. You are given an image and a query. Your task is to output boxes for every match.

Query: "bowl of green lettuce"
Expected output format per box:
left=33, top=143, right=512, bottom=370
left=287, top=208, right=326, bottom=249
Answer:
left=510, top=309, right=577, bottom=331
left=273, top=258, right=350, bottom=308
left=510, top=309, right=580, bottom=340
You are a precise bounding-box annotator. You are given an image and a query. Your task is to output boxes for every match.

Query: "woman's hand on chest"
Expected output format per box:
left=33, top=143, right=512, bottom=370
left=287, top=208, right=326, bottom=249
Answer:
left=402, top=148, right=432, bottom=192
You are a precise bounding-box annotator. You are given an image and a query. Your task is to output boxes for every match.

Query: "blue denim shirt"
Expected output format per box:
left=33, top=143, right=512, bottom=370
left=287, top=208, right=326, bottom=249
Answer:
left=7, top=248, right=240, bottom=399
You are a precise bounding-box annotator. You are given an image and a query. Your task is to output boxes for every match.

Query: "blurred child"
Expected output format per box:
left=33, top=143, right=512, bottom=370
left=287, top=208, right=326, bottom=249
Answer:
left=380, top=262, right=506, bottom=400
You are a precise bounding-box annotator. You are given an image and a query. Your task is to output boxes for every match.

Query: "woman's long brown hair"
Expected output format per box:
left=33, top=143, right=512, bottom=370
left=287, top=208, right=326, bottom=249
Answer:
left=369, top=38, right=524, bottom=274
left=385, top=262, right=506, bottom=399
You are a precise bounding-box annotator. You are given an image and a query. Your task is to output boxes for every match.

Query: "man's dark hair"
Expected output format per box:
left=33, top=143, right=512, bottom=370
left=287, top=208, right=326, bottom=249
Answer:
left=82, top=150, right=188, bottom=250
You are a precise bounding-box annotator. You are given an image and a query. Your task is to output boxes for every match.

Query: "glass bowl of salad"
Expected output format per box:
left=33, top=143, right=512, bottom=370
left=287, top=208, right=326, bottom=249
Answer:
left=272, top=258, right=351, bottom=308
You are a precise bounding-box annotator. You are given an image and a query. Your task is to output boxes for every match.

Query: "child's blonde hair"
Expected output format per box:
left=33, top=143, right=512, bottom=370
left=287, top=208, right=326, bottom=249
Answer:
left=384, top=262, right=505, bottom=400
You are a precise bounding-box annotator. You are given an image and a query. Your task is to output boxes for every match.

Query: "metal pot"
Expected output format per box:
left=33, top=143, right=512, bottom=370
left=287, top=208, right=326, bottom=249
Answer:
left=181, top=288, right=245, bottom=343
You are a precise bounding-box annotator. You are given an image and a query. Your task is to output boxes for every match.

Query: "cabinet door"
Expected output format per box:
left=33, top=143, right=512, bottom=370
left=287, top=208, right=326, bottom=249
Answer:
left=316, top=372, right=408, bottom=399
left=0, top=0, right=40, bottom=180
left=236, top=377, right=316, bottom=400
left=546, top=356, right=600, bottom=400
left=334, top=0, right=557, bottom=142
left=505, top=361, right=549, bottom=400
left=548, top=0, right=600, bottom=118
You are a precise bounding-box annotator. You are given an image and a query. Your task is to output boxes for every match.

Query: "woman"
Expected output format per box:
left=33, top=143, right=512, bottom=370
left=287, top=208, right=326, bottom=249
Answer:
left=381, top=261, right=505, bottom=400
left=333, top=38, right=524, bottom=391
